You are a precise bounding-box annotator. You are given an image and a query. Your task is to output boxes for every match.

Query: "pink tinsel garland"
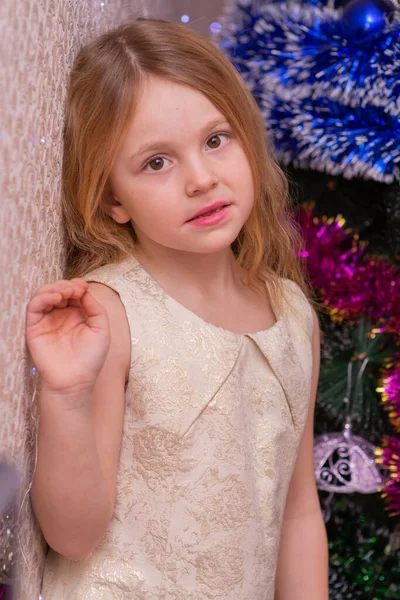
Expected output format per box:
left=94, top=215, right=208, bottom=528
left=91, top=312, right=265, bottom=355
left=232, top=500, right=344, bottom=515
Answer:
left=297, top=205, right=400, bottom=517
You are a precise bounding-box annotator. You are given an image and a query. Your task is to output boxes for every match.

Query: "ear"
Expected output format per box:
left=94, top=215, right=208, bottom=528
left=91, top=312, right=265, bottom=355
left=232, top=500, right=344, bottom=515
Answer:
left=103, top=190, right=131, bottom=224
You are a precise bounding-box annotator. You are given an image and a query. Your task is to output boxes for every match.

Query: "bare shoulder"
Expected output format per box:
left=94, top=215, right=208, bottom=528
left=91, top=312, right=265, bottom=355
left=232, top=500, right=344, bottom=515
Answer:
left=87, top=281, right=131, bottom=382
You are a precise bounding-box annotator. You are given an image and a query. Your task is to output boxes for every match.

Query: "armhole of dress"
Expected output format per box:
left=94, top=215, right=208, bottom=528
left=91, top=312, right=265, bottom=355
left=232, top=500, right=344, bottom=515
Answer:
left=85, top=277, right=120, bottom=297
left=84, top=277, right=133, bottom=387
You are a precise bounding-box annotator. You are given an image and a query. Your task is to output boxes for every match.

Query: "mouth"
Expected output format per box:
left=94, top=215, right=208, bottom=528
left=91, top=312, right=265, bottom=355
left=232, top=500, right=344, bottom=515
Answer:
left=187, top=201, right=231, bottom=222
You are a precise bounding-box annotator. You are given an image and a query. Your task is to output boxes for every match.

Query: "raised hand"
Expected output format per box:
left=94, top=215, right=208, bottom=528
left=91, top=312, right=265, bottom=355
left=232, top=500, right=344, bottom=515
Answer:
left=26, top=279, right=110, bottom=394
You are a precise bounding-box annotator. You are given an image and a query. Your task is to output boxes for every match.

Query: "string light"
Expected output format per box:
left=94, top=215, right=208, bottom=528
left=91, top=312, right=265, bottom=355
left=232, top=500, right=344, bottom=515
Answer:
left=210, top=21, right=222, bottom=34
left=91, top=0, right=105, bottom=10
left=181, top=14, right=190, bottom=24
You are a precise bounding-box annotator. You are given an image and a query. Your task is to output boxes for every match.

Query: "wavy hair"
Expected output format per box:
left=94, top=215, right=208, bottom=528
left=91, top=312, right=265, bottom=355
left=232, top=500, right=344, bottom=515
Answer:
left=62, top=18, right=309, bottom=306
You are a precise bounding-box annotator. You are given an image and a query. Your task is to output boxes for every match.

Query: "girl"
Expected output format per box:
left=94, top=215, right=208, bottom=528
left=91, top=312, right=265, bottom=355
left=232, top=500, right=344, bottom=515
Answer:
left=25, top=18, right=328, bottom=600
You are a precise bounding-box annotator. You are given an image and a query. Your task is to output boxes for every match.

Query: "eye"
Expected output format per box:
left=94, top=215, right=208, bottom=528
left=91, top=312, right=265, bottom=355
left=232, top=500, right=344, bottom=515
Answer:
left=143, top=156, right=172, bottom=172
left=206, top=132, right=231, bottom=150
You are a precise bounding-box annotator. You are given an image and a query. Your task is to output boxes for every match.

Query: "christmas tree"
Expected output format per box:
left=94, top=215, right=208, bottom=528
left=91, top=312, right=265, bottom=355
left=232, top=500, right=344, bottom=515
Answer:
left=220, top=1, right=400, bottom=597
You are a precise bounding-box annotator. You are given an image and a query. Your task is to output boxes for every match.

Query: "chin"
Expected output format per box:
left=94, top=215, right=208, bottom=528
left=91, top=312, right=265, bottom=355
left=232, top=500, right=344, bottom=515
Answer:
left=187, top=234, right=240, bottom=256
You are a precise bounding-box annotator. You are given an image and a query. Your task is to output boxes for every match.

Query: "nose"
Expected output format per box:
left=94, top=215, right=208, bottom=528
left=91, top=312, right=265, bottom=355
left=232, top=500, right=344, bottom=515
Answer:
left=185, top=155, right=218, bottom=197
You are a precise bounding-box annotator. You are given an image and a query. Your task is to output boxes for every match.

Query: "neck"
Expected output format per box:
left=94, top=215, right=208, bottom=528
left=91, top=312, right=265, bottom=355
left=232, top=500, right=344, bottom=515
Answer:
left=133, top=244, right=244, bottom=298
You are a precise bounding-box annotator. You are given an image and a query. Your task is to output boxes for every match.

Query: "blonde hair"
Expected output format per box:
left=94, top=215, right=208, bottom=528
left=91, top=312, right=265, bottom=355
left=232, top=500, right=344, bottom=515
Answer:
left=62, top=18, right=309, bottom=306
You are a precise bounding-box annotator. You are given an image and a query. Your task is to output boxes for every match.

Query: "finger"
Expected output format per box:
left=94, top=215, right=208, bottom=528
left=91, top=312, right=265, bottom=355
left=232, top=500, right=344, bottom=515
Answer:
left=44, top=298, right=86, bottom=315
left=33, top=280, right=72, bottom=295
left=54, top=300, right=69, bottom=309
left=69, top=278, right=88, bottom=285
left=38, top=288, right=74, bottom=310
left=27, top=282, right=86, bottom=319
left=65, top=297, right=84, bottom=309
left=46, top=290, right=87, bottom=311
left=67, top=278, right=89, bottom=291
left=33, top=279, right=88, bottom=297
left=80, top=291, right=110, bottom=332
left=33, top=281, right=88, bottom=305
left=26, top=291, right=63, bottom=328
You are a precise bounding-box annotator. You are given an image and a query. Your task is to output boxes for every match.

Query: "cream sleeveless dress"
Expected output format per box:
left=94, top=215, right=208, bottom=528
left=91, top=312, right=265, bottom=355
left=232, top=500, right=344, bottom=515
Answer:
left=40, top=255, right=314, bottom=600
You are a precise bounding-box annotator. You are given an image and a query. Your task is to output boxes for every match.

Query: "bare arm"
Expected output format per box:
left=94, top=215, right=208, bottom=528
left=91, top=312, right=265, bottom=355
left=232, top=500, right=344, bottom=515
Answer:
left=274, top=309, right=329, bottom=600
left=27, top=281, right=130, bottom=560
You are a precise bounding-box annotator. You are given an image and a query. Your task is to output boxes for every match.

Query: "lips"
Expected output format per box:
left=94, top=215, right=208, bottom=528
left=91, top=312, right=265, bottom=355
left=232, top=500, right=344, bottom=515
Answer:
left=187, top=201, right=231, bottom=222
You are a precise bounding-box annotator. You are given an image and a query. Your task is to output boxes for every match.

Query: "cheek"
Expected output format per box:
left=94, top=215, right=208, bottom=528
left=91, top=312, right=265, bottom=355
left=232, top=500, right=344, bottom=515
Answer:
left=112, top=174, right=165, bottom=219
left=229, top=145, right=253, bottom=182
left=128, top=184, right=179, bottom=230
left=231, top=156, right=254, bottom=199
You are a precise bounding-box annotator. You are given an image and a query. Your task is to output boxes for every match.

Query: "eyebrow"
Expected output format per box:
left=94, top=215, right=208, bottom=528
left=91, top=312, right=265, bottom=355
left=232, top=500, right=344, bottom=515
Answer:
left=128, top=118, right=231, bottom=161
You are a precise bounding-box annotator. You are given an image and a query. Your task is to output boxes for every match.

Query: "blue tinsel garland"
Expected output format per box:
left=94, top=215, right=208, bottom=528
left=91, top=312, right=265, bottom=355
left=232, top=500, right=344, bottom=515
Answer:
left=220, top=0, right=400, bottom=182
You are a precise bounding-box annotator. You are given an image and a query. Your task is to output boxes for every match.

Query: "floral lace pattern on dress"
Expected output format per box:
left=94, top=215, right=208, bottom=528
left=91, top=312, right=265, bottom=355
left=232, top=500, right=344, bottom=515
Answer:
left=41, top=256, right=313, bottom=600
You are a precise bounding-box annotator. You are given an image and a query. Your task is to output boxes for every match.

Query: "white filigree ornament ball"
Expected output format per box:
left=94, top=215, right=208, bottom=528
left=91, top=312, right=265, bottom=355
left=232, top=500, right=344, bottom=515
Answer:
left=313, top=421, right=385, bottom=494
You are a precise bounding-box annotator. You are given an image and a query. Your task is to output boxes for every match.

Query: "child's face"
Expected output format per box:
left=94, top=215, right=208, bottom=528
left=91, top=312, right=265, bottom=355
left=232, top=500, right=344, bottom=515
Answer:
left=108, top=76, right=254, bottom=256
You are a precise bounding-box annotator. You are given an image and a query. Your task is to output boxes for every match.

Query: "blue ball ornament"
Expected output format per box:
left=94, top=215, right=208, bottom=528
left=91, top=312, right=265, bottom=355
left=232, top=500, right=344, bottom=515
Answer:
left=340, top=0, right=396, bottom=41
